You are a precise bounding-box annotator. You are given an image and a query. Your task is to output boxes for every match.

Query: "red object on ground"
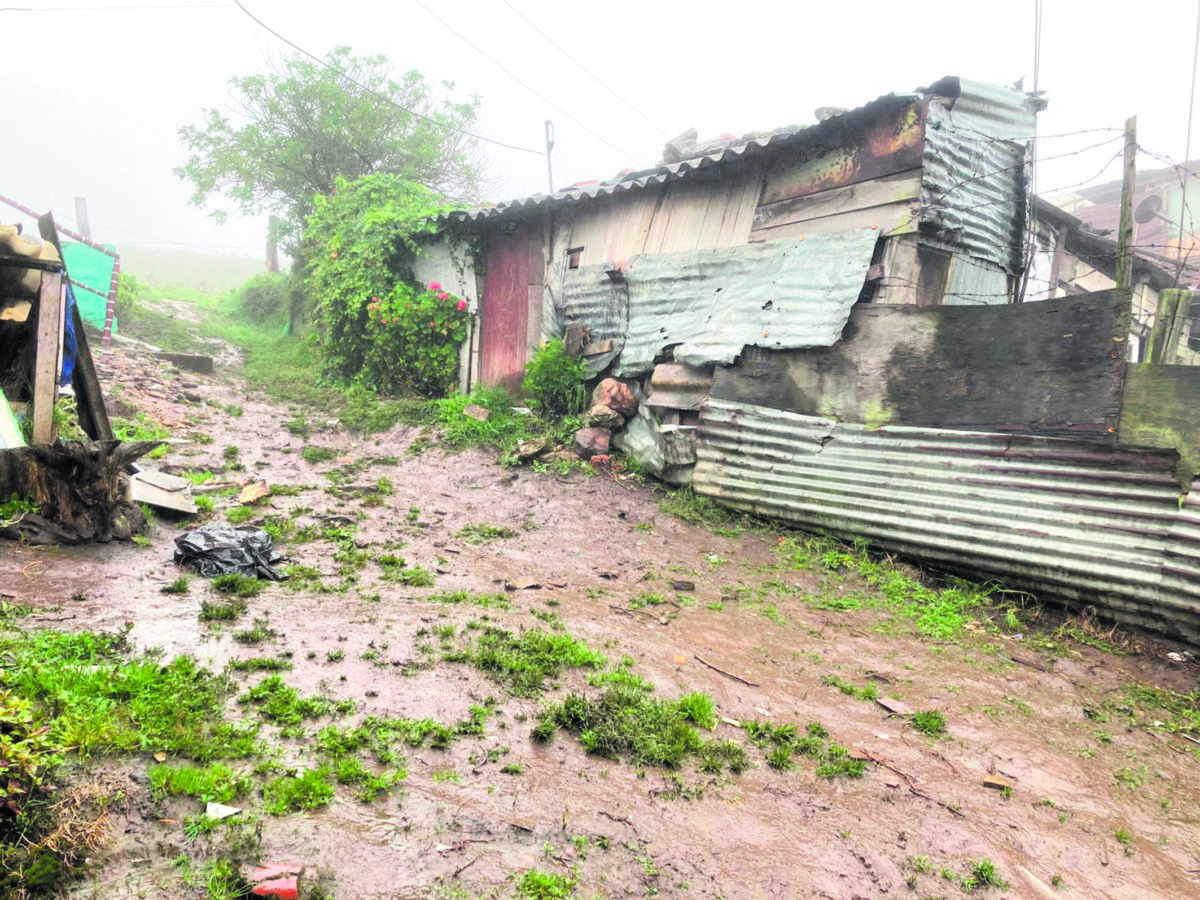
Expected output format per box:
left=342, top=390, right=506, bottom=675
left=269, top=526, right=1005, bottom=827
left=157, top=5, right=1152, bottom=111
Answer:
left=250, top=863, right=304, bottom=882
left=589, top=454, right=611, bottom=467
left=252, top=876, right=299, bottom=899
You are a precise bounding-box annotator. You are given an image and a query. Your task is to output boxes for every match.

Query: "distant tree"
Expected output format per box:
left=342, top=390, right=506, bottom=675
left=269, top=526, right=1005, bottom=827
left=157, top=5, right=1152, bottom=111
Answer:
left=175, top=47, right=485, bottom=249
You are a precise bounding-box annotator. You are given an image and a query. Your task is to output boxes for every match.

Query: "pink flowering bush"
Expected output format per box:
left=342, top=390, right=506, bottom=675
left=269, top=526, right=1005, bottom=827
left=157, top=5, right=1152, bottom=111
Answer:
left=364, top=281, right=472, bottom=396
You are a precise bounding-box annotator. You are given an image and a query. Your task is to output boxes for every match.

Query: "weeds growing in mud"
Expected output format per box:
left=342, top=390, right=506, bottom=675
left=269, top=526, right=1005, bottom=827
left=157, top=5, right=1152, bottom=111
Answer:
left=148, top=763, right=253, bottom=804
left=226, top=505, right=255, bottom=524
left=199, top=598, right=247, bottom=622
left=302, top=446, right=338, bottom=464
left=212, top=573, right=265, bottom=598
left=443, top=625, right=606, bottom=696
left=911, top=709, right=948, bottom=737
left=742, top=718, right=866, bottom=779
left=162, top=576, right=190, bottom=595
left=517, top=867, right=575, bottom=899
left=232, top=617, right=276, bottom=644
left=263, top=767, right=335, bottom=814
left=822, top=674, right=879, bottom=702
left=456, top=522, right=517, bottom=544
left=236, top=676, right=354, bottom=727
left=227, top=657, right=292, bottom=673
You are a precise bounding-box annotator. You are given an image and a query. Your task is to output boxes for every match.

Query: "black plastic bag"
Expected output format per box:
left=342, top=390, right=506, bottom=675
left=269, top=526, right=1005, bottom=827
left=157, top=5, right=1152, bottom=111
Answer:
left=173, top=524, right=288, bottom=580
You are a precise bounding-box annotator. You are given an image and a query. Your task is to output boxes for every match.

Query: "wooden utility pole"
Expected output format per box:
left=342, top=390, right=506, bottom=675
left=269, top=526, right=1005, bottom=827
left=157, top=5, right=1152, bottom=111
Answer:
left=1116, top=115, right=1138, bottom=289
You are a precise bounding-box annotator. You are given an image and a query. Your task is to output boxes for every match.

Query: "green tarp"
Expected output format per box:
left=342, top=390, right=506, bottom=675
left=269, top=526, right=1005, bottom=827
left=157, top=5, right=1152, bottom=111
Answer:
left=61, top=242, right=117, bottom=332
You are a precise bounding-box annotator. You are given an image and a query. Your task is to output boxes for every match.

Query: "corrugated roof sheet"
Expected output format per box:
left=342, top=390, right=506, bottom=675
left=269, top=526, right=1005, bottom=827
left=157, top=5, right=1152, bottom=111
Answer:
left=557, top=229, right=878, bottom=377
left=693, top=397, right=1200, bottom=642
left=437, top=94, right=917, bottom=225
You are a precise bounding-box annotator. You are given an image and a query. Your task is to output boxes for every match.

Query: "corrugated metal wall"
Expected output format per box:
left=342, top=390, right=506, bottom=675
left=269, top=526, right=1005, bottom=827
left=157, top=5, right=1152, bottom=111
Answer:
left=694, top=397, right=1200, bottom=642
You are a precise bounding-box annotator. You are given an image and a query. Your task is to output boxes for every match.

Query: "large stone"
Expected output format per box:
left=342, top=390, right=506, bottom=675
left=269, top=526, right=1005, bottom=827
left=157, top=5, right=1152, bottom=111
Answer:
left=573, top=427, right=612, bottom=459
left=592, top=378, right=638, bottom=418
left=515, top=437, right=552, bottom=462
left=585, top=404, right=625, bottom=430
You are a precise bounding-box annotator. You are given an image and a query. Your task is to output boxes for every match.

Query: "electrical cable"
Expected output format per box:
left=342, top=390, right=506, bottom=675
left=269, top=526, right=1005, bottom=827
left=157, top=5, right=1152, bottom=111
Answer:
left=499, top=0, right=669, bottom=139
left=231, top=0, right=543, bottom=156
left=413, top=0, right=639, bottom=161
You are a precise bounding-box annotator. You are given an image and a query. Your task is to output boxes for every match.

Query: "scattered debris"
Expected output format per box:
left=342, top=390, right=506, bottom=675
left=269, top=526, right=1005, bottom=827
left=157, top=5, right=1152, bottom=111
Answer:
left=983, top=775, right=1013, bottom=791
left=173, top=524, right=288, bottom=580
left=694, top=654, right=760, bottom=687
left=875, top=697, right=913, bottom=716
left=515, top=437, right=552, bottom=462
left=236, top=481, right=271, bottom=505
left=127, top=468, right=197, bottom=514
left=462, top=404, right=490, bottom=422
left=592, top=378, right=638, bottom=417
left=671, top=580, right=695, bottom=592
left=573, top=427, right=611, bottom=459
left=205, top=802, right=241, bottom=820
left=585, top=403, right=625, bottom=430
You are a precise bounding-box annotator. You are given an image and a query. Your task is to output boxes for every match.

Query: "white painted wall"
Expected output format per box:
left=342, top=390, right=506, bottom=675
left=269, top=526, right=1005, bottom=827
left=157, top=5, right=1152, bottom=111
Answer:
left=411, top=235, right=479, bottom=392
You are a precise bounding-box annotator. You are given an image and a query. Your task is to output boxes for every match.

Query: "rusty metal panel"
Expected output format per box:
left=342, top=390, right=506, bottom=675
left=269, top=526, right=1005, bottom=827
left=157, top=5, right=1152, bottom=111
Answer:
left=693, top=397, right=1200, bottom=642
left=608, top=228, right=879, bottom=376
left=759, top=100, right=925, bottom=204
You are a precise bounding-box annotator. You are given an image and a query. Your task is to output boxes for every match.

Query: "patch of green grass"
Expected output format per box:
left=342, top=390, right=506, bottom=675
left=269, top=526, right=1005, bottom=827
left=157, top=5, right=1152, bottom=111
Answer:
left=161, top=576, right=190, bottom=595
left=199, top=598, right=247, bottom=622
left=223, top=445, right=239, bottom=463
left=227, top=657, right=292, bottom=673
left=911, top=709, right=948, bottom=737
left=112, top=414, right=171, bottom=459
left=659, top=486, right=747, bottom=531
left=457, top=523, right=517, bottom=544
left=132, top=534, right=152, bottom=548
left=534, top=687, right=734, bottom=771
left=195, top=495, right=216, bottom=514
left=232, top=617, right=276, bottom=644
left=501, top=763, right=523, bottom=775
left=225, top=505, right=255, bottom=524
left=225, top=404, right=244, bottom=418
left=964, top=858, right=1010, bottom=891
left=822, top=674, right=879, bottom=702
left=182, top=471, right=214, bottom=485
left=302, top=446, right=338, bottom=464
left=262, top=767, right=335, bottom=814
left=517, top=868, right=575, bottom=899
left=379, top=557, right=435, bottom=587
left=444, top=625, right=606, bottom=696
left=0, top=627, right=259, bottom=760
left=332, top=757, right=402, bottom=802
left=628, top=592, right=664, bottom=610
left=192, top=432, right=215, bottom=445
left=432, top=769, right=461, bottom=784
left=427, top=590, right=511, bottom=610
left=212, top=574, right=265, bottom=598
left=236, top=675, right=354, bottom=726
left=148, top=762, right=252, bottom=804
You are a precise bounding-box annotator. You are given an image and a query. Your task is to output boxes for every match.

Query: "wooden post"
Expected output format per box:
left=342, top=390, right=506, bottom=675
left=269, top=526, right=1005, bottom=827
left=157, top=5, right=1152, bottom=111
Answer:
left=31, top=269, right=65, bottom=444
left=1116, top=116, right=1138, bottom=289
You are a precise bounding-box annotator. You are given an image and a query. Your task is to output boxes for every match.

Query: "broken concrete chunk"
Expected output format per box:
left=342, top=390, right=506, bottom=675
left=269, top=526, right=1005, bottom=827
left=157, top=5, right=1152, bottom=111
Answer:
left=983, top=775, right=1012, bottom=791
left=205, top=802, right=242, bottom=820
left=462, top=404, right=490, bottom=422
left=573, top=427, right=611, bottom=459
left=592, top=378, right=638, bottom=417
left=875, top=697, right=913, bottom=716
left=585, top=403, right=625, bottom=431
left=515, top=437, right=552, bottom=462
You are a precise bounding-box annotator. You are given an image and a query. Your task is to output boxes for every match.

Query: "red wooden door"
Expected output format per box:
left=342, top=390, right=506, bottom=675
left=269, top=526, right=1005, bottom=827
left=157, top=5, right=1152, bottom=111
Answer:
left=480, top=229, right=530, bottom=393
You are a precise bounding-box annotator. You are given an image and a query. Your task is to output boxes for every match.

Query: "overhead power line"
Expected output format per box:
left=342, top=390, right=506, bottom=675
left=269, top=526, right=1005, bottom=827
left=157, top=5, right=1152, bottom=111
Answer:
left=413, top=0, right=638, bottom=161
left=499, top=0, right=669, bottom=139
left=230, top=0, right=543, bottom=156
left=1, top=3, right=228, bottom=9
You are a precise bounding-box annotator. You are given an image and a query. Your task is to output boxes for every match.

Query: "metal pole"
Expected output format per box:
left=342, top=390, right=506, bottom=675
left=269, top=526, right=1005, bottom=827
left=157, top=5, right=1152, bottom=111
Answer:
left=1116, top=116, right=1138, bottom=290
left=544, top=120, right=556, bottom=194
left=74, top=197, right=92, bottom=242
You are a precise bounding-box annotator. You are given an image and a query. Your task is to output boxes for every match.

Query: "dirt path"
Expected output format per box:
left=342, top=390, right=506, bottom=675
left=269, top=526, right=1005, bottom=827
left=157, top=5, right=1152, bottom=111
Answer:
left=4, top=334, right=1200, bottom=900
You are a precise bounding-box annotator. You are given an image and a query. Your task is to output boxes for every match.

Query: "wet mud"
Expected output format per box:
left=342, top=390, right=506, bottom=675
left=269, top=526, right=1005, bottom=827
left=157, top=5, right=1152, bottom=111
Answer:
left=3, top=339, right=1200, bottom=899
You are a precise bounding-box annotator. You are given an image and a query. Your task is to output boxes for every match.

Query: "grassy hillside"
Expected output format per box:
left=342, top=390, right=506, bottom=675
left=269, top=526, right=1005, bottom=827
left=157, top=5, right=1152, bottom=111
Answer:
left=118, top=246, right=266, bottom=294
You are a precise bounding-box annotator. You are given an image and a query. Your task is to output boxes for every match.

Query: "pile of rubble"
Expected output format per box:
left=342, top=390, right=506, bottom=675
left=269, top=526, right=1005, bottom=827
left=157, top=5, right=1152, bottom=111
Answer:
left=573, top=378, right=639, bottom=463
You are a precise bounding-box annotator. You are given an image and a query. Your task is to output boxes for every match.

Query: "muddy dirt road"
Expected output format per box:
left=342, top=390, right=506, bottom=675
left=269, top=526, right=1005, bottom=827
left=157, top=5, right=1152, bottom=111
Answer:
left=4, top=333, right=1200, bottom=900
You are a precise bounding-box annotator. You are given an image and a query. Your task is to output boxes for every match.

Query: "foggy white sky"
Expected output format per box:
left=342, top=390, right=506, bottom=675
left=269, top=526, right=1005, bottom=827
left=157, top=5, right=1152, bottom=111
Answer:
left=2, top=0, right=1197, bottom=261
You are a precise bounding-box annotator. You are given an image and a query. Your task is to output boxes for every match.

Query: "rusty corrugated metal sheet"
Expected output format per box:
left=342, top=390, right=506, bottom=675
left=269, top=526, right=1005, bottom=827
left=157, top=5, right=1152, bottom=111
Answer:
left=596, top=228, right=879, bottom=376
left=693, top=397, right=1200, bottom=642
left=927, top=76, right=1041, bottom=141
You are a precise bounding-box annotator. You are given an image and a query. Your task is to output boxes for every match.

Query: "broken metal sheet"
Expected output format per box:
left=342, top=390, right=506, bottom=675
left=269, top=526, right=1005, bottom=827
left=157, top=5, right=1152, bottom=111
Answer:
left=646, top=363, right=713, bottom=411
left=945, top=253, right=1010, bottom=306
left=921, top=86, right=1031, bottom=272
left=560, top=266, right=627, bottom=378
left=570, top=229, right=879, bottom=377
left=127, top=468, right=197, bottom=514
left=693, top=397, right=1200, bottom=643
left=927, top=76, right=1042, bottom=142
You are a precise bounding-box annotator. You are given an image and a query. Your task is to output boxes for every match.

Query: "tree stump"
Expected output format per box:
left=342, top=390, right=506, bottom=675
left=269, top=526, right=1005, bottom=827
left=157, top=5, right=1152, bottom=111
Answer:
left=0, top=440, right=161, bottom=544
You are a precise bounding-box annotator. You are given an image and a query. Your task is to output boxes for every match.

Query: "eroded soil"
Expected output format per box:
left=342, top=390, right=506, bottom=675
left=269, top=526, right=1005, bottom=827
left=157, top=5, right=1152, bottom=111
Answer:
left=4, top=335, right=1200, bottom=900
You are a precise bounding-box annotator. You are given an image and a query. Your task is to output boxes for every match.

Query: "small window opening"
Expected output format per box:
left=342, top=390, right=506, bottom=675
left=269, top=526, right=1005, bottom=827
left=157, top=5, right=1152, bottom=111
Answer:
left=567, top=247, right=584, bottom=269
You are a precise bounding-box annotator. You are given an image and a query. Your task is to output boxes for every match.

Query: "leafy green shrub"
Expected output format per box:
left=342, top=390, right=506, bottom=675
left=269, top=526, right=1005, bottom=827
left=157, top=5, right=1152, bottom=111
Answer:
left=235, top=272, right=291, bottom=323
left=113, top=271, right=144, bottom=325
left=306, top=174, right=452, bottom=390
left=522, top=339, right=587, bottom=415
left=363, top=281, right=471, bottom=396
left=0, top=691, right=61, bottom=816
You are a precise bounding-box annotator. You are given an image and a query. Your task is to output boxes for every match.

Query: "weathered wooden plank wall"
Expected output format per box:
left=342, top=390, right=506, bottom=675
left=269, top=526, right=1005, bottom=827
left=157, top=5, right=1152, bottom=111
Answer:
left=711, top=288, right=1132, bottom=438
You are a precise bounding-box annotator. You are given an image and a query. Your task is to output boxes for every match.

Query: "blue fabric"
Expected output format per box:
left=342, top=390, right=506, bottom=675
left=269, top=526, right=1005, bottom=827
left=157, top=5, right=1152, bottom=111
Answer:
left=61, top=280, right=78, bottom=387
